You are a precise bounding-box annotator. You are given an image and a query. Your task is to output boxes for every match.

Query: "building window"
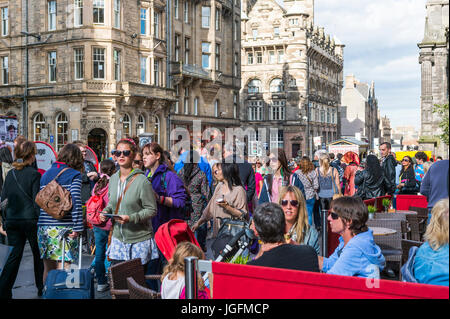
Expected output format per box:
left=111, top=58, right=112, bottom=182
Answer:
left=122, top=113, right=131, bottom=137
left=248, top=79, right=261, bottom=93
left=56, top=112, right=68, bottom=152
left=289, top=18, right=298, bottom=25
left=153, top=58, right=160, bottom=86
left=320, top=109, right=325, bottom=123
left=277, top=50, right=284, bottom=63
left=33, top=113, right=46, bottom=142
left=202, top=6, right=210, bottom=28
left=270, top=129, right=284, bottom=150
left=174, top=101, right=179, bottom=114
left=48, top=1, right=57, bottom=31
left=270, top=78, right=284, bottom=93
left=270, top=100, right=286, bottom=120
left=234, top=53, right=238, bottom=76
left=202, top=42, right=210, bottom=69
left=48, top=51, right=57, bottom=82
left=137, top=114, right=145, bottom=134
left=152, top=116, right=160, bottom=143
left=184, top=87, right=189, bottom=114
left=249, top=131, right=262, bottom=157
left=174, top=0, right=179, bottom=19
left=184, top=0, right=189, bottom=23
left=248, top=52, right=253, bottom=65
left=174, top=34, right=180, bottom=62
left=274, top=27, right=280, bottom=37
left=1, top=56, right=8, bottom=85
left=114, top=0, right=120, bottom=28
left=214, top=100, right=219, bottom=117
left=74, top=48, right=84, bottom=80
left=114, top=49, right=121, bottom=81
left=93, top=48, right=105, bottom=79
left=93, top=0, right=104, bottom=24
left=140, top=56, right=147, bottom=83
left=215, top=44, right=220, bottom=71
left=140, top=8, right=148, bottom=35
left=248, top=100, right=263, bottom=121
left=74, top=0, right=83, bottom=27
left=234, top=20, right=238, bottom=41
left=252, top=29, right=258, bottom=40
left=184, top=37, right=190, bottom=64
left=268, top=51, right=276, bottom=64
left=215, top=8, right=220, bottom=31
left=154, top=11, right=160, bottom=38
left=1, top=7, right=8, bottom=36
left=256, top=51, right=262, bottom=64
left=289, top=78, right=296, bottom=87
left=194, top=97, right=198, bottom=116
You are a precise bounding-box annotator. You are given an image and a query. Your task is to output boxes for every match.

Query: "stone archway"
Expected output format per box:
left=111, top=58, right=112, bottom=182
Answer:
left=88, top=128, right=108, bottom=161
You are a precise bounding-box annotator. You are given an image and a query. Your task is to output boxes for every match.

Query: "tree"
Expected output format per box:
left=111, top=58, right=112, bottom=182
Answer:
left=433, top=103, right=449, bottom=145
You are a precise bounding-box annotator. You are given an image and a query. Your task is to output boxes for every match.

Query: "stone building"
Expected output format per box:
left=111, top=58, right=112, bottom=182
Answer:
left=0, top=0, right=240, bottom=160
left=240, top=0, right=344, bottom=161
left=340, top=74, right=380, bottom=150
left=380, top=115, right=392, bottom=145
left=418, top=0, right=449, bottom=158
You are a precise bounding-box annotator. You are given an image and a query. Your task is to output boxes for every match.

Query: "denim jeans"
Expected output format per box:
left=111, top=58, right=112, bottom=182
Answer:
left=195, top=223, right=208, bottom=251
left=306, top=198, right=316, bottom=227
left=93, top=227, right=109, bottom=285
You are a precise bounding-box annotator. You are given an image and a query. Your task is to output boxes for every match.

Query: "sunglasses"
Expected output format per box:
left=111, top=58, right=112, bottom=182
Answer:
left=114, top=150, right=132, bottom=157
left=270, top=157, right=278, bottom=162
left=330, top=212, right=339, bottom=220
left=133, top=160, right=143, bottom=165
left=402, top=159, right=410, bottom=162
left=281, top=200, right=299, bottom=207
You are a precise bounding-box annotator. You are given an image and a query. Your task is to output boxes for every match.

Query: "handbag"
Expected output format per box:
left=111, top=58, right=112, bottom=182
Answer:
left=35, top=168, right=73, bottom=220
left=211, top=216, right=249, bottom=260
left=332, top=168, right=343, bottom=200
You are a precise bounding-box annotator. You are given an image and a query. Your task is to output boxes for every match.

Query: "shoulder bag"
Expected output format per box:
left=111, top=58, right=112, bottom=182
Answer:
left=35, top=168, right=72, bottom=220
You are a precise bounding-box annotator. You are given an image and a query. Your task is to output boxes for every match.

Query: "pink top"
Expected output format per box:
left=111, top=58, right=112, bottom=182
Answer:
left=255, top=172, right=263, bottom=197
left=271, top=175, right=282, bottom=203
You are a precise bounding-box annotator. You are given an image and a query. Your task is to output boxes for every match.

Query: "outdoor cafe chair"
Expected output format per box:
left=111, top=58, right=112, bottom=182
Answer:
left=374, top=213, right=408, bottom=239
left=409, top=206, right=429, bottom=240
left=401, top=239, right=423, bottom=267
left=127, top=276, right=161, bottom=299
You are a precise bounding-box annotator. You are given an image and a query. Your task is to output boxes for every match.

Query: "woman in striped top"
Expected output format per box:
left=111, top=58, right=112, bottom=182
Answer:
left=37, top=144, right=84, bottom=283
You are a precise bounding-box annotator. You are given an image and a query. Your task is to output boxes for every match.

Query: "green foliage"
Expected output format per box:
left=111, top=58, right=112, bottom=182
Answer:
left=433, top=103, right=449, bottom=145
left=367, top=205, right=377, bottom=213
left=225, top=254, right=249, bottom=265
left=382, top=198, right=391, bottom=208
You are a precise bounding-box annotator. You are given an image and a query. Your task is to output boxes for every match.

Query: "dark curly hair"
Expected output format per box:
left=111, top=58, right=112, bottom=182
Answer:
left=57, top=143, right=84, bottom=172
left=331, top=196, right=369, bottom=235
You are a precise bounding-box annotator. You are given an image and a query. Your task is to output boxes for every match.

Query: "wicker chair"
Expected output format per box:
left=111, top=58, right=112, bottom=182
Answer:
left=409, top=206, right=429, bottom=240
left=109, top=258, right=162, bottom=299
left=374, top=213, right=408, bottom=239
left=401, top=239, right=423, bottom=266
left=127, top=277, right=161, bottom=299
left=404, top=214, right=421, bottom=241
left=367, top=218, right=404, bottom=279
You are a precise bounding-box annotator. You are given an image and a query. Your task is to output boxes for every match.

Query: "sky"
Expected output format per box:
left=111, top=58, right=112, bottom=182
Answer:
left=311, top=0, right=427, bottom=130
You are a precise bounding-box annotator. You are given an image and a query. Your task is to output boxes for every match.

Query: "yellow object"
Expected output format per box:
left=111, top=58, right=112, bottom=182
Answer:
left=394, top=150, right=433, bottom=162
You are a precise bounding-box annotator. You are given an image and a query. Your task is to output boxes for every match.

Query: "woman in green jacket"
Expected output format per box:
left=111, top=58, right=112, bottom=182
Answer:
left=100, top=139, right=157, bottom=272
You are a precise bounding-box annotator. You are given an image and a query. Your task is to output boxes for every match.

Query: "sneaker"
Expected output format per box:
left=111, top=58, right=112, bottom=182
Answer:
left=97, top=283, right=110, bottom=292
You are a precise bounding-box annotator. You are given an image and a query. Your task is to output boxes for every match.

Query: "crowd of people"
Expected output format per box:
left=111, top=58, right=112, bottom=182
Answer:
left=0, top=136, right=448, bottom=299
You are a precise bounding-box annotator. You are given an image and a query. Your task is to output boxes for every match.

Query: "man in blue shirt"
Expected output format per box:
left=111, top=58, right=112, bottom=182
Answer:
left=414, top=151, right=428, bottom=183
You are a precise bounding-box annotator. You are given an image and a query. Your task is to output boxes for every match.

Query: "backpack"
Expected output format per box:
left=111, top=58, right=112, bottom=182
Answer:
left=86, top=189, right=108, bottom=226
left=331, top=160, right=344, bottom=183
left=35, top=168, right=73, bottom=220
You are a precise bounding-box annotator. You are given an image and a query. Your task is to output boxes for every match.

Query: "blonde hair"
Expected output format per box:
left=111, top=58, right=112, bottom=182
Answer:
left=278, top=185, right=309, bottom=244
left=422, top=162, right=432, bottom=175
left=319, top=154, right=331, bottom=176
left=161, top=241, right=205, bottom=291
left=424, top=198, right=449, bottom=251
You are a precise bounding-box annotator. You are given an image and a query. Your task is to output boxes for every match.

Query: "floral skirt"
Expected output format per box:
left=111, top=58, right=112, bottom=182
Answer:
left=37, top=226, right=79, bottom=263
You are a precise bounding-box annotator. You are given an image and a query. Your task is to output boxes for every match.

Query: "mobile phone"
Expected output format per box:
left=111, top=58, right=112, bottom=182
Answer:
left=216, top=198, right=225, bottom=203
left=101, top=213, right=123, bottom=219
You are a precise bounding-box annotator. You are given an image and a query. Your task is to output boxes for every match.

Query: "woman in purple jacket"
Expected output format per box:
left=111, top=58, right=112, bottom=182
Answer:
left=142, top=142, right=187, bottom=290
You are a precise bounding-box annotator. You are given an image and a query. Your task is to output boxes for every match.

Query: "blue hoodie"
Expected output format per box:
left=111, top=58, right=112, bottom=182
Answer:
left=322, top=229, right=385, bottom=278
left=174, top=151, right=213, bottom=187
left=413, top=242, right=449, bottom=286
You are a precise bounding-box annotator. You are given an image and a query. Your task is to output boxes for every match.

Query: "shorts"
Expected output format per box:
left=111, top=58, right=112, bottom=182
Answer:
left=37, top=226, right=79, bottom=263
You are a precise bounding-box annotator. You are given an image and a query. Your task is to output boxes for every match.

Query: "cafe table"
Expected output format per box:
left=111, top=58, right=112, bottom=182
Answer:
left=369, top=226, right=397, bottom=236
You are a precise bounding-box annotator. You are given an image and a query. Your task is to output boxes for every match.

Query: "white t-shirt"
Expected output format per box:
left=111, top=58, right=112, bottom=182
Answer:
left=161, top=273, right=185, bottom=299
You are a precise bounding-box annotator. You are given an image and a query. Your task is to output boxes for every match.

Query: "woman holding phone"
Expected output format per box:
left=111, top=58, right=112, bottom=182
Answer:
left=99, top=139, right=157, bottom=270
left=192, top=162, right=248, bottom=239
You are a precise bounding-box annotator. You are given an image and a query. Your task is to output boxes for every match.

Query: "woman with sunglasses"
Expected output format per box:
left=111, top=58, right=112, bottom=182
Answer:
left=132, top=149, right=145, bottom=171
left=258, top=148, right=305, bottom=205
left=99, top=139, right=157, bottom=271
left=280, top=186, right=320, bottom=255
left=354, top=154, right=387, bottom=200
left=397, top=156, right=418, bottom=194
left=318, top=196, right=385, bottom=278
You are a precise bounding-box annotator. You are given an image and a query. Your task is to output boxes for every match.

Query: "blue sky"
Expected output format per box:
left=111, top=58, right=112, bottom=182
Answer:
left=312, top=0, right=427, bottom=129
